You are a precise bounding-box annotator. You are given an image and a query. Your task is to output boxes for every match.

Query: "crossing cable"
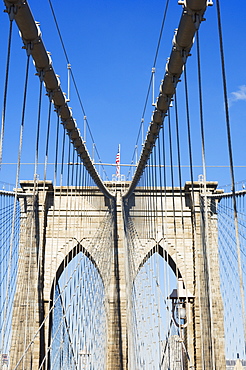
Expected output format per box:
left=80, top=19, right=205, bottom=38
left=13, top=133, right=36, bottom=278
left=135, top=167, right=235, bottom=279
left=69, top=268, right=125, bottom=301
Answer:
left=3, top=84, right=38, bottom=368
left=2, top=209, right=20, bottom=360
left=218, top=203, right=246, bottom=238
left=2, top=53, right=31, bottom=357
left=0, top=195, right=20, bottom=353
left=125, top=214, right=179, bottom=366
left=46, top=185, right=113, bottom=367
left=41, top=280, right=80, bottom=368
left=216, top=0, right=246, bottom=355
left=44, top=284, right=78, bottom=370
left=0, top=14, right=13, bottom=168
left=216, top=200, right=246, bottom=358
left=14, top=211, right=113, bottom=368
left=124, top=160, right=181, bottom=366
left=43, top=126, right=66, bottom=369
left=45, top=302, right=78, bottom=370
left=218, top=209, right=246, bottom=270
left=218, top=249, right=243, bottom=357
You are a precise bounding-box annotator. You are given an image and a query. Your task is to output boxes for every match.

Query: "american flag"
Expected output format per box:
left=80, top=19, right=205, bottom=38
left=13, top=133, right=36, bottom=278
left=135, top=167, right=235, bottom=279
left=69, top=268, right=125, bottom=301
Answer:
left=116, top=145, right=120, bottom=179
left=2, top=354, right=9, bottom=365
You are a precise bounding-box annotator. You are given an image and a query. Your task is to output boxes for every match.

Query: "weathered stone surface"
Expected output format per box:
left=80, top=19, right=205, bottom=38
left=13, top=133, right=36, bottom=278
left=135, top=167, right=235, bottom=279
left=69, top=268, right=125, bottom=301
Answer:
left=10, top=181, right=226, bottom=369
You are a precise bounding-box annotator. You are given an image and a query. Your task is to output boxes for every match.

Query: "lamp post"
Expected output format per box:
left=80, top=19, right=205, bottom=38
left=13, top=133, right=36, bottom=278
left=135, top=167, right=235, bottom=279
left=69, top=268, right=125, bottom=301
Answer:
left=79, top=348, right=90, bottom=369
left=168, top=278, right=194, bottom=329
left=168, top=279, right=194, bottom=369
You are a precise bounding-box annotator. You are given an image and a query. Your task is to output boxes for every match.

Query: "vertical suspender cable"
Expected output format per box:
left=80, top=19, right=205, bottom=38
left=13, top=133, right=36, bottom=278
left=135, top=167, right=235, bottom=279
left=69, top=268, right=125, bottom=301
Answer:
left=174, top=92, right=190, bottom=367
left=0, top=18, right=13, bottom=168
left=54, top=114, right=60, bottom=187
left=34, top=79, right=43, bottom=180
left=167, top=110, right=178, bottom=275
left=60, top=128, right=66, bottom=186
left=216, top=0, right=246, bottom=355
left=43, top=100, right=52, bottom=183
left=127, top=0, right=170, bottom=179
left=157, top=133, right=164, bottom=238
left=29, top=75, right=44, bottom=368
left=46, top=111, right=62, bottom=370
left=48, top=0, right=109, bottom=182
left=184, top=66, right=195, bottom=211
left=161, top=122, right=171, bottom=330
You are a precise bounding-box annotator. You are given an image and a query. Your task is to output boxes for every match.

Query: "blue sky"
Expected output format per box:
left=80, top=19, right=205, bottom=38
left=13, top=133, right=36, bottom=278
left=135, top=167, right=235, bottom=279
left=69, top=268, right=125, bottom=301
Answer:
left=0, top=0, right=245, bottom=186
left=0, top=0, right=246, bottom=361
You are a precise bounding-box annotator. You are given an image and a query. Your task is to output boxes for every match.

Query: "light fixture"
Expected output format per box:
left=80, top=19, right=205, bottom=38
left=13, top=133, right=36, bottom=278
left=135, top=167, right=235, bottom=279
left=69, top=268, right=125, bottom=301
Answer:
left=168, top=278, right=194, bottom=328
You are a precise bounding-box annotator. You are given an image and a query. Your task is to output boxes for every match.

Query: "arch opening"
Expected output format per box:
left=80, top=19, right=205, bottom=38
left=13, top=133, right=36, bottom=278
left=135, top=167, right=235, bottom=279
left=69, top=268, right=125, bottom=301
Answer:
left=49, top=250, right=107, bottom=370
left=129, top=250, right=187, bottom=369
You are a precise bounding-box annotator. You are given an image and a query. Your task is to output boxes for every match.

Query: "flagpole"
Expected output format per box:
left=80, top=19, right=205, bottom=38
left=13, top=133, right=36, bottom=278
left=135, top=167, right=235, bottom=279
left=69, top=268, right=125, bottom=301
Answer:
left=115, top=144, right=120, bottom=181
left=118, top=144, right=120, bottom=180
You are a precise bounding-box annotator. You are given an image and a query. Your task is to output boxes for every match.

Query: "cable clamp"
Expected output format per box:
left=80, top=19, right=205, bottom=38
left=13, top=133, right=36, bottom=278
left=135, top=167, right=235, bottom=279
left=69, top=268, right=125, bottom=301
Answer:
left=178, top=0, right=213, bottom=8
left=21, top=24, right=42, bottom=56
left=193, top=13, right=203, bottom=30
left=22, top=37, right=39, bottom=56
left=178, top=2, right=211, bottom=29
left=45, top=89, right=55, bottom=102
left=22, top=42, right=33, bottom=56
left=35, top=69, right=45, bottom=82
left=4, top=3, right=18, bottom=21
left=181, top=48, right=192, bottom=63
left=54, top=104, right=63, bottom=115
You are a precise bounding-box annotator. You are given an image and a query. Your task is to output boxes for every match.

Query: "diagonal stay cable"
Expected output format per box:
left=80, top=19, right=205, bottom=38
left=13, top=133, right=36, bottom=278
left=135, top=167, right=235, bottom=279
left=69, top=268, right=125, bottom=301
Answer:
left=2, top=53, right=31, bottom=356
left=216, top=0, right=246, bottom=355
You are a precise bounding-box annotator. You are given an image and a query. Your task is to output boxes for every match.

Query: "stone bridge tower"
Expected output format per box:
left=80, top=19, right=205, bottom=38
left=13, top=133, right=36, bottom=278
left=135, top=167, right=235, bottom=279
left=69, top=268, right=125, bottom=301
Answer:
left=10, top=180, right=225, bottom=369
